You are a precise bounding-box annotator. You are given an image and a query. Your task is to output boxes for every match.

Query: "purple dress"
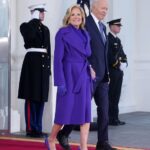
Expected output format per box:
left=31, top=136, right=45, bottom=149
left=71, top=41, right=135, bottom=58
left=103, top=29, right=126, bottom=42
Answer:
left=54, top=25, right=92, bottom=125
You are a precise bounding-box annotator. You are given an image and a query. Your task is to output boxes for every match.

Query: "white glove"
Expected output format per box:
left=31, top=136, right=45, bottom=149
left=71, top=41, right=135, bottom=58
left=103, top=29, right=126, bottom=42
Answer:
left=120, top=63, right=127, bottom=71
left=31, top=10, right=39, bottom=19
left=84, top=4, right=90, bottom=16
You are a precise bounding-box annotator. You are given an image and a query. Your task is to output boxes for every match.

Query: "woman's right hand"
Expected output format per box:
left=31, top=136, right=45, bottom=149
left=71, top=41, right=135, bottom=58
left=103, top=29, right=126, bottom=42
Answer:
left=57, top=85, right=67, bottom=96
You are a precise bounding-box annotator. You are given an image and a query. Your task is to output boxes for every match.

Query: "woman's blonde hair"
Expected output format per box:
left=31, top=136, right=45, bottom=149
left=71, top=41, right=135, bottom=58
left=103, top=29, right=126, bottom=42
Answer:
left=63, top=4, right=86, bottom=29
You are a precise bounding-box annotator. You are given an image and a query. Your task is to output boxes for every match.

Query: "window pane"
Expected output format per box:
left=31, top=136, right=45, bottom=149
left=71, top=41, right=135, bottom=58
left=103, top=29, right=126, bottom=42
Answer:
left=0, top=0, right=9, bottom=37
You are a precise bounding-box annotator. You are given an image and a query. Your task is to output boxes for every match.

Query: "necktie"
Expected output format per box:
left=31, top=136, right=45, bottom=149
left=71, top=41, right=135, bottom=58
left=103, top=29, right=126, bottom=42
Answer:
left=98, top=21, right=106, bottom=44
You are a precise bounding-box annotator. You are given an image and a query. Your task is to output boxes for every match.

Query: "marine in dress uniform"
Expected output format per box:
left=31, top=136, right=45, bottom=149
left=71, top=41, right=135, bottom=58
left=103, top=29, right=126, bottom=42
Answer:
left=18, top=3, right=51, bottom=137
left=107, top=18, right=127, bottom=126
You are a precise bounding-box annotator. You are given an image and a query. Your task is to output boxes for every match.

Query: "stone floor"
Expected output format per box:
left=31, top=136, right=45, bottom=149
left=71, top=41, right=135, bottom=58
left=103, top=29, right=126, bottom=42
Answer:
left=69, top=112, right=150, bottom=149
left=5, top=111, right=150, bottom=149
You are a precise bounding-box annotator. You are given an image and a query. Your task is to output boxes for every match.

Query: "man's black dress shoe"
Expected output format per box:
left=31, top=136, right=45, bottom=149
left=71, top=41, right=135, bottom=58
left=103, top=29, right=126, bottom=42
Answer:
left=26, top=132, right=32, bottom=137
left=26, top=132, right=40, bottom=138
left=96, top=141, right=117, bottom=150
left=109, top=119, right=126, bottom=126
left=39, top=132, right=48, bottom=138
left=57, top=132, right=71, bottom=150
left=109, top=120, right=119, bottom=126
left=117, top=120, right=126, bottom=125
left=26, top=131, right=48, bottom=138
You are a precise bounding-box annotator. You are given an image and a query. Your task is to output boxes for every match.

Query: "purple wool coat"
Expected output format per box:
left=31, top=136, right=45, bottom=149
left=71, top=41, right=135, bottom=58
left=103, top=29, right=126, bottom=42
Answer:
left=54, top=25, right=92, bottom=125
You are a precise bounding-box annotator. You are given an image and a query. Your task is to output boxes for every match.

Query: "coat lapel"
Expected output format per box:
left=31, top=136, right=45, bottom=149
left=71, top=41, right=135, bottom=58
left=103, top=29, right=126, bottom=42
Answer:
left=62, top=25, right=90, bottom=55
left=88, top=15, right=106, bottom=46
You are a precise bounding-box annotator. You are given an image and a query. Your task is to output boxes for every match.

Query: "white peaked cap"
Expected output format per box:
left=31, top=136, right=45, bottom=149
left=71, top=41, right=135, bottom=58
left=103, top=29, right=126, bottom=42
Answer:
left=28, top=3, right=46, bottom=12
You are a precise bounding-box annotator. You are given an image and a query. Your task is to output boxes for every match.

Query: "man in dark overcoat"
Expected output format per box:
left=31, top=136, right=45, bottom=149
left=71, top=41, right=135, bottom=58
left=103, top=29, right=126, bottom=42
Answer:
left=107, top=18, right=127, bottom=126
left=18, top=3, right=51, bottom=138
left=77, top=0, right=90, bottom=16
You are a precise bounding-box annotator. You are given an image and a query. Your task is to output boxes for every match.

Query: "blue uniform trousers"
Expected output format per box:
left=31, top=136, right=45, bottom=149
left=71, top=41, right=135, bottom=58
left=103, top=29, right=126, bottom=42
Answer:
left=25, top=100, right=44, bottom=133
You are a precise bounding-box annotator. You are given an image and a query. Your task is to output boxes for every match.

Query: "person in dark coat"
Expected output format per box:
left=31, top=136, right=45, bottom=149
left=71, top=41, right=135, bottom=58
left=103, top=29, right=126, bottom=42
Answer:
left=56, top=0, right=117, bottom=150
left=77, top=0, right=90, bottom=16
left=107, top=18, right=127, bottom=126
left=18, top=3, right=51, bottom=138
left=45, top=4, right=95, bottom=150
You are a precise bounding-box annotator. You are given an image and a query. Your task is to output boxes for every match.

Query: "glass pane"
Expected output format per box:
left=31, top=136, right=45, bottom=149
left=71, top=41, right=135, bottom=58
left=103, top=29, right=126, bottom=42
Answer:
left=0, top=63, right=8, bottom=130
left=0, top=0, right=9, bottom=37
left=0, top=0, right=9, bottom=132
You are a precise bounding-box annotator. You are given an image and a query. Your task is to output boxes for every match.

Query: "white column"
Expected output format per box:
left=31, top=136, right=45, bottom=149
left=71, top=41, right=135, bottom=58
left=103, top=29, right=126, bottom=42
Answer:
left=134, top=0, right=150, bottom=111
left=10, top=0, right=21, bottom=132
left=107, top=0, right=137, bottom=113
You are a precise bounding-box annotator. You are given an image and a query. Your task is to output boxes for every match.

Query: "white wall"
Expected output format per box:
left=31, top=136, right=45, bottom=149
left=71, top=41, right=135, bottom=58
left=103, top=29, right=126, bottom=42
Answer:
left=10, top=0, right=150, bottom=132
left=108, top=0, right=138, bottom=113
left=134, top=0, right=150, bottom=111
left=108, top=0, right=150, bottom=113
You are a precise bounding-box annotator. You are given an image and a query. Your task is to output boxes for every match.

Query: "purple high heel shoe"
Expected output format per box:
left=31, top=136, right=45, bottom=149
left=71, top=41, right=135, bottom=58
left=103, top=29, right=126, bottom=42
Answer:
left=45, top=136, right=50, bottom=150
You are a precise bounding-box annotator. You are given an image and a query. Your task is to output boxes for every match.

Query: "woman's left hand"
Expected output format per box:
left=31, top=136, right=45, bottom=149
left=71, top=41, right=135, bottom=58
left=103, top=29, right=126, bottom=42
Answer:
left=90, top=66, right=96, bottom=80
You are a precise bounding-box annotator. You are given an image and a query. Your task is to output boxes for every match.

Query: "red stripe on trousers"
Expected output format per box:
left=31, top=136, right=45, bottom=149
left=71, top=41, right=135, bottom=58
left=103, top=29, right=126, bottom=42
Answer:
left=27, top=100, right=31, bottom=131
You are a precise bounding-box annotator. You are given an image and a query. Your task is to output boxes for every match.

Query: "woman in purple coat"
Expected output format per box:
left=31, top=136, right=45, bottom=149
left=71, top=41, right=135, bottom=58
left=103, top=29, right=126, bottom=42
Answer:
left=45, top=4, right=95, bottom=150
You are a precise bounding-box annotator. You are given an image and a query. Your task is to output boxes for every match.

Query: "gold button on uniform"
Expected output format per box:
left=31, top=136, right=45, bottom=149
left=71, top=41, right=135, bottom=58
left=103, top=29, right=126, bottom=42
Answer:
left=42, top=55, right=45, bottom=58
left=42, top=65, right=45, bottom=67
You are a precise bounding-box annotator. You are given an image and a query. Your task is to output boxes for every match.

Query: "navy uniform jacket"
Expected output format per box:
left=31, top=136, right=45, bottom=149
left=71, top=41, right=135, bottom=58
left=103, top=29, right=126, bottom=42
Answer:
left=107, top=32, right=127, bottom=69
left=18, top=19, right=51, bottom=102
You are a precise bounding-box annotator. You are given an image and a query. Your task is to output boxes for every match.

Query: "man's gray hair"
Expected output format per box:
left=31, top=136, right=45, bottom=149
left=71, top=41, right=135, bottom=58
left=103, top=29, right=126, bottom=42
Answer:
left=90, top=0, right=100, bottom=6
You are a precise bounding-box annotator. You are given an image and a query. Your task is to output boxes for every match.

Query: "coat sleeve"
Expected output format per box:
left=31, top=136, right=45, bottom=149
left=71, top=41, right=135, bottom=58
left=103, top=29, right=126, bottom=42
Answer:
left=118, top=39, right=127, bottom=63
left=46, top=27, right=51, bottom=75
left=20, top=19, right=40, bottom=47
left=108, top=39, right=119, bottom=67
left=54, top=29, right=66, bottom=86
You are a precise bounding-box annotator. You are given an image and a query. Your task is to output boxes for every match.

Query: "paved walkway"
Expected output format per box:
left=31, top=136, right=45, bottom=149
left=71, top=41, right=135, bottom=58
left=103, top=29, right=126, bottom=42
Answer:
left=70, top=112, right=150, bottom=149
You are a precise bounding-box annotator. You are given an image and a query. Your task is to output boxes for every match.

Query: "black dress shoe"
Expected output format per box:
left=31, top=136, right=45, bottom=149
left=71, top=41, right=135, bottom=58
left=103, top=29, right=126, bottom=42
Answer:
left=26, top=131, right=48, bottom=138
left=117, top=120, right=126, bottom=125
left=39, top=132, right=49, bottom=138
left=57, top=132, right=71, bottom=150
left=26, top=131, right=41, bottom=138
left=109, top=120, right=119, bottom=126
left=96, top=141, right=117, bottom=150
left=26, top=132, right=32, bottom=137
